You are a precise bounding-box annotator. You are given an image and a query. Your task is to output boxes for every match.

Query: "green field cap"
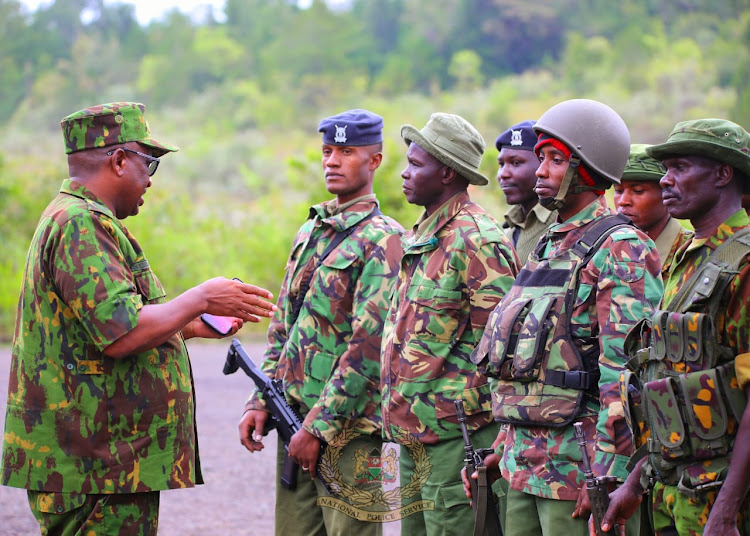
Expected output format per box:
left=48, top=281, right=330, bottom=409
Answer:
left=647, top=119, right=750, bottom=180
left=622, top=144, right=666, bottom=182
left=401, top=113, right=489, bottom=186
left=60, top=102, right=178, bottom=157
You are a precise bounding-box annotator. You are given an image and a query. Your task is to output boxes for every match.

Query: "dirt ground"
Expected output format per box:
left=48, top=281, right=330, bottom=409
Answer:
left=0, top=339, right=401, bottom=535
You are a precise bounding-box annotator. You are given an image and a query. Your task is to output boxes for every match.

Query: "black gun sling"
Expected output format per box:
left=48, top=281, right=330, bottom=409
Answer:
left=288, top=207, right=382, bottom=327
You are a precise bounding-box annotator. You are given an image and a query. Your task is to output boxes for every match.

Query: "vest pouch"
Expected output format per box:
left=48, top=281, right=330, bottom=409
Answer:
left=511, top=296, right=556, bottom=381
left=716, top=362, right=748, bottom=423
left=643, top=377, right=688, bottom=460
left=678, top=368, right=730, bottom=460
left=485, top=296, right=533, bottom=381
left=620, top=369, right=649, bottom=448
left=650, top=311, right=668, bottom=362
left=624, top=317, right=652, bottom=371
left=664, top=312, right=684, bottom=363
left=681, top=312, right=708, bottom=363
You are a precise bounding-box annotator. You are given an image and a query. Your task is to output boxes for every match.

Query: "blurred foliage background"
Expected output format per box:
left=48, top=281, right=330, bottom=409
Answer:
left=1, top=0, right=749, bottom=340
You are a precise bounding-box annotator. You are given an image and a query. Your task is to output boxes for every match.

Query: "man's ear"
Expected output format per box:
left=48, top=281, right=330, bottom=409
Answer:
left=442, top=166, right=456, bottom=184
left=369, top=151, right=383, bottom=171
left=715, top=163, right=735, bottom=189
left=108, top=147, right=127, bottom=177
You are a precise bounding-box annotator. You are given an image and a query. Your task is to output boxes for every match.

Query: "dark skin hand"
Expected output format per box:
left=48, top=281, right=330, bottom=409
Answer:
left=104, top=277, right=275, bottom=358
left=288, top=428, right=321, bottom=479
left=590, top=457, right=646, bottom=535
left=238, top=410, right=320, bottom=478
left=461, top=428, right=505, bottom=503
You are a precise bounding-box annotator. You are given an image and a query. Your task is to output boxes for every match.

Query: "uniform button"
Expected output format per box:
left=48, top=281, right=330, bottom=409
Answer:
left=57, top=505, right=64, bottom=513
left=66, top=364, right=74, bottom=370
left=703, top=277, right=710, bottom=285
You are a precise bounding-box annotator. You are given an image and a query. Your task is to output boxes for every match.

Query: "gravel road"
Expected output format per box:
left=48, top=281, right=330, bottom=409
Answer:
left=0, top=339, right=401, bottom=535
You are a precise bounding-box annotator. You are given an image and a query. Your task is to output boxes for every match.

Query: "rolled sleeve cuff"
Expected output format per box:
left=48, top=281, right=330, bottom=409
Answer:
left=593, top=451, right=630, bottom=482
left=83, top=293, right=142, bottom=350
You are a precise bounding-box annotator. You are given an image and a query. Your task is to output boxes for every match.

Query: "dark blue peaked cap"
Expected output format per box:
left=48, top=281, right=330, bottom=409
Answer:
left=495, top=120, right=537, bottom=152
left=318, top=109, right=383, bottom=146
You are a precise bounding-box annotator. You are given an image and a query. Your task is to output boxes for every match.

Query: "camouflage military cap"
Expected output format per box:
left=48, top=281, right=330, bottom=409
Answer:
left=647, top=119, right=750, bottom=181
left=60, top=102, right=178, bottom=157
left=622, top=144, right=666, bottom=182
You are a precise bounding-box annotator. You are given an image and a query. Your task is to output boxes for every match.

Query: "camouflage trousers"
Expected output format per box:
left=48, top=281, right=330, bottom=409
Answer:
left=651, top=481, right=750, bottom=535
left=27, top=490, right=159, bottom=536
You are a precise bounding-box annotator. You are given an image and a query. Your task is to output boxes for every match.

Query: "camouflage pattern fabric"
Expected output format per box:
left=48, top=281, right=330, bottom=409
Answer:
left=60, top=102, right=177, bottom=156
left=655, top=218, right=693, bottom=279
left=503, top=202, right=557, bottom=265
left=380, top=191, right=520, bottom=444
left=246, top=196, right=404, bottom=443
left=28, top=490, right=160, bottom=536
left=497, top=198, right=663, bottom=501
left=1, top=179, right=199, bottom=494
left=650, top=481, right=750, bottom=536
left=642, top=209, right=750, bottom=489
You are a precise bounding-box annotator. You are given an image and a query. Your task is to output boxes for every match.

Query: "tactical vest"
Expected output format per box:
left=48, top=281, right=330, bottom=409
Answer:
left=621, top=228, right=750, bottom=490
left=473, top=214, right=631, bottom=427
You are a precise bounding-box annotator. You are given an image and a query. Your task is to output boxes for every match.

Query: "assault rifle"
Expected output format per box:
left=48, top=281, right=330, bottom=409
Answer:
left=224, top=338, right=330, bottom=493
left=573, top=421, right=616, bottom=536
left=455, top=399, right=502, bottom=536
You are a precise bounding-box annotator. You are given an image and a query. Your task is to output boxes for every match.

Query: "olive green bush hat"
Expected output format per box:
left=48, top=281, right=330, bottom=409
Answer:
left=647, top=119, right=750, bottom=181
left=622, top=144, right=666, bottom=182
left=60, top=102, right=178, bottom=157
left=401, top=113, right=489, bottom=185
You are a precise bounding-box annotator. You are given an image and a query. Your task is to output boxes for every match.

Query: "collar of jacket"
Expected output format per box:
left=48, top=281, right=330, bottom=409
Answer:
left=308, top=196, right=379, bottom=232
left=405, top=190, right=471, bottom=254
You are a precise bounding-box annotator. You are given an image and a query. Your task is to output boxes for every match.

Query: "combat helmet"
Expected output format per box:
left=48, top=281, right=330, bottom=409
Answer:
left=533, top=99, right=631, bottom=210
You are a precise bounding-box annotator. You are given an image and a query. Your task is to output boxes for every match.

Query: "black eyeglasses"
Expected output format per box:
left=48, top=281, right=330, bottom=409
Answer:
left=107, top=148, right=160, bottom=176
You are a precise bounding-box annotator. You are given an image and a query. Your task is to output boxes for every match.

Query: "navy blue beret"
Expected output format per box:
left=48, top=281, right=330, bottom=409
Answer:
left=318, top=109, right=383, bottom=146
left=495, top=120, right=537, bottom=152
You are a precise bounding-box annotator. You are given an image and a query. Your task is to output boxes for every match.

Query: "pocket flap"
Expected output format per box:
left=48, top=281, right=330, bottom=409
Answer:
left=679, top=369, right=728, bottom=441
left=665, top=312, right=684, bottom=362
left=650, top=311, right=668, bottom=362
left=30, top=491, right=87, bottom=514
left=682, top=313, right=706, bottom=363
left=513, top=296, right=555, bottom=376
left=644, top=377, right=685, bottom=450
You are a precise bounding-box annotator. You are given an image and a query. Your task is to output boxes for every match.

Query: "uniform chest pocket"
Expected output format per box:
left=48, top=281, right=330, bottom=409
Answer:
left=132, top=262, right=167, bottom=304
left=410, top=285, right=463, bottom=342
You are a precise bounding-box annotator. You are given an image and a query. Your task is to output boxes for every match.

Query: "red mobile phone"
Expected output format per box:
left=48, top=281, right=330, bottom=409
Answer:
left=201, top=313, right=235, bottom=335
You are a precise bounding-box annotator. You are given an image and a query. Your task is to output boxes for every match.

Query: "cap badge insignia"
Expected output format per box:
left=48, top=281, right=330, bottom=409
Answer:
left=510, top=129, right=523, bottom=146
left=334, top=125, right=347, bottom=143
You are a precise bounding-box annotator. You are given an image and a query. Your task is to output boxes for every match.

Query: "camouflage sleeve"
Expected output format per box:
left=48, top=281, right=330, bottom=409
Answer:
left=589, top=231, right=662, bottom=481
left=50, top=213, right=142, bottom=350
left=467, top=240, right=519, bottom=338
left=303, top=231, right=403, bottom=443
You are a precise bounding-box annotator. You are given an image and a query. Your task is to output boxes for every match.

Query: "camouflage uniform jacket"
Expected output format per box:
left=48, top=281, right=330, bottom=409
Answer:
left=1, top=179, right=200, bottom=494
left=381, top=191, right=520, bottom=445
left=653, top=217, right=693, bottom=278
left=643, top=209, right=750, bottom=486
left=503, top=202, right=557, bottom=265
left=498, top=198, right=662, bottom=501
left=246, top=197, right=403, bottom=444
